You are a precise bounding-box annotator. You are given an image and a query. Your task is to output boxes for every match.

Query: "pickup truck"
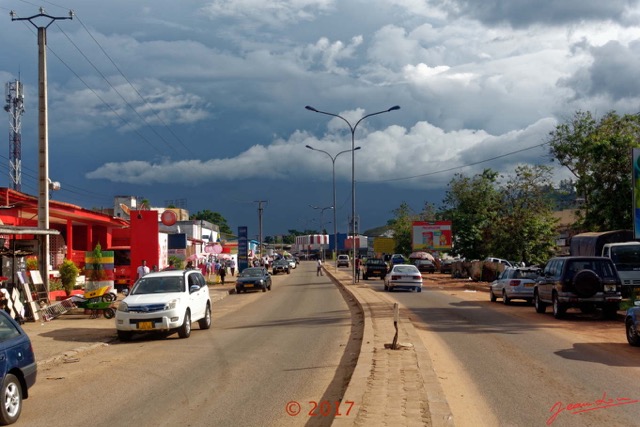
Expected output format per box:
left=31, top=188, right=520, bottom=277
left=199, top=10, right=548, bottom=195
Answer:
left=362, top=258, right=388, bottom=280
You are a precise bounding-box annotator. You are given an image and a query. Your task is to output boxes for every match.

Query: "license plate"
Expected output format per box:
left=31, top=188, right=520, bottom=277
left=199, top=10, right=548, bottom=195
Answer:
left=138, top=321, right=154, bottom=330
left=525, top=283, right=534, bottom=287
left=604, top=284, right=616, bottom=292
left=245, top=284, right=254, bottom=288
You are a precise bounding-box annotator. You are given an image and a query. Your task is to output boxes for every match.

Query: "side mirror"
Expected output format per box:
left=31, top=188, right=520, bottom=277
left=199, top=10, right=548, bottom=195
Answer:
left=189, top=285, right=200, bottom=293
left=634, top=300, right=640, bottom=307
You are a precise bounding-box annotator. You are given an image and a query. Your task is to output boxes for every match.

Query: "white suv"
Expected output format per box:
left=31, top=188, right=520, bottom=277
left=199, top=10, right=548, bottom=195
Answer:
left=337, top=254, right=350, bottom=267
left=115, top=269, right=212, bottom=341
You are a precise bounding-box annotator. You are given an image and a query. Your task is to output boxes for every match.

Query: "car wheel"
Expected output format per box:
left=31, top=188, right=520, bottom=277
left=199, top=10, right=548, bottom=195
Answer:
left=363, top=274, right=368, bottom=280
left=490, top=290, right=497, bottom=302
left=117, top=330, right=133, bottom=342
left=384, top=283, right=388, bottom=291
left=552, top=294, right=566, bottom=319
left=178, top=310, right=191, bottom=338
left=262, top=284, right=267, bottom=292
left=534, top=292, right=546, bottom=313
left=417, top=286, right=422, bottom=293
left=286, top=269, right=290, bottom=274
left=198, top=303, right=212, bottom=330
left=0, top=373, right=22, bottom=425
left=626, top=319, right=640, bottom=346
left=103, top=308, right=116, bottom=319
left=502, top=290, right=510, bottom=305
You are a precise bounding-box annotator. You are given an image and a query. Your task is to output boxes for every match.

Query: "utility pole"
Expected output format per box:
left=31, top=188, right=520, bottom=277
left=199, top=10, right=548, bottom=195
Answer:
left=4, top=79, right=25, bottom=191
left=255, top=200, right=267, bottom=261
left=11, top=8, right=73, bottom=291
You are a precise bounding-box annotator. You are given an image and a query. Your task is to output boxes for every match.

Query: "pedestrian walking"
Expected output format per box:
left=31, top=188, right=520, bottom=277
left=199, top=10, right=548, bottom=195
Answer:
left=137, top=260, right=150, bottom=280
left=219, top=263, right=227, bottom=284
left=316, top=258, right=323, bottom=276
left=230, top=258, right=236, bottom=276
left=355, top=257, right=361, bottom=282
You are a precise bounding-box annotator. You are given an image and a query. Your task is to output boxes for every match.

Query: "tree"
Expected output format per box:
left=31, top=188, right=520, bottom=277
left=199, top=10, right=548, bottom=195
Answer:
left=190, top=209, right=233, bottom=235
left=387, top=202, right=416, bottom=256
left=442, top=169, right=501, bottom=259
left=493, top=165, right=558, bottom=265
left=548, top=110, right=640, bottom=231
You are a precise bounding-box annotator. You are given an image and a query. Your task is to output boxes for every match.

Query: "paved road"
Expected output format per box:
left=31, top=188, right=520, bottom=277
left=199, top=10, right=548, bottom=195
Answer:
left=20, top=262, right=356, bottom=427
left=375, top=276, right=640, bottom=426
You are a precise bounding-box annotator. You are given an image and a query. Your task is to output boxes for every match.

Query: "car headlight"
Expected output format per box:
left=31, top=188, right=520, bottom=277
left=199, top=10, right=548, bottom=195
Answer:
left=118, top=302, right=129, bottom=312
left=164, top=299, right=179, bottom=310
left=259, top=279, right=264, bottom=285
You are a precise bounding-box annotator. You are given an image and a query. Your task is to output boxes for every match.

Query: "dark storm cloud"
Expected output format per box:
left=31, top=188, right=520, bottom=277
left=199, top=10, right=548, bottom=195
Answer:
left=440, top=0, right=639, bottom=27
left=560, top=40, right=640, bottom=100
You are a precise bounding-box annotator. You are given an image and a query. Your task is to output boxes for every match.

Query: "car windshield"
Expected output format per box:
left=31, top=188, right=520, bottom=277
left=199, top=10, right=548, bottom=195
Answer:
left=132, top=276, right=184, bottom=294
left=394, top=265, right=419, bottom=274
left=241, top=268, right=264, bottom=277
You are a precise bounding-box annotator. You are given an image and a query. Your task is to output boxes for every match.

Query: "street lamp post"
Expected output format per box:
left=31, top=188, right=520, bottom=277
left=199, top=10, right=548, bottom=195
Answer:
left=309, top=204, right=333, bottom=261
left=305, top=105, right=400, bottom=284
left=305, top=145, right=360, bottom=266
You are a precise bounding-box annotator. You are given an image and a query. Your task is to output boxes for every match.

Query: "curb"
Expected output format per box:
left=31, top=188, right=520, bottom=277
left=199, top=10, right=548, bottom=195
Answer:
left=326, top=267, right=454, bottom=426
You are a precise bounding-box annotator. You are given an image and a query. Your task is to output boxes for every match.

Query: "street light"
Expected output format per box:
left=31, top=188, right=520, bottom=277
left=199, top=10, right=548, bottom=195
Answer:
left=309, top=204, right=333, bottom=261
left=305, top=105, right=400, bottom=284
left=305, top=145, right=361, bottom=266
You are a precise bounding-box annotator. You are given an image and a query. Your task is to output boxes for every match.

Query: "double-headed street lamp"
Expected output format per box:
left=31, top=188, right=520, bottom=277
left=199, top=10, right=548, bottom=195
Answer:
left=305, top=105, right=400, bottom=284
left=305, top=145, right=361, bottom=266
left=309, top=204, right=333, bottom=261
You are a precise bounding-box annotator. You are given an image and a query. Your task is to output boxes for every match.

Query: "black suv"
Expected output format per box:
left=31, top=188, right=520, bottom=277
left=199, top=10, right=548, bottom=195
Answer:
left=534, top=256, right=622, bottom=319
left=362, top=258, right=388, bottom=280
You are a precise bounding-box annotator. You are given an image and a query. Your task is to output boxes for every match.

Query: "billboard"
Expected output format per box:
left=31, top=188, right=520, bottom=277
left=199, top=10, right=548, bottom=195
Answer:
left=634, top=148, right=640, bottom=240
left=412, top=221, right=452, bottom=251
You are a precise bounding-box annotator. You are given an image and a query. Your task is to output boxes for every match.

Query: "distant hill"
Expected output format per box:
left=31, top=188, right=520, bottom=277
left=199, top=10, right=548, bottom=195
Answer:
left=362, top=225, right=393, bottom=237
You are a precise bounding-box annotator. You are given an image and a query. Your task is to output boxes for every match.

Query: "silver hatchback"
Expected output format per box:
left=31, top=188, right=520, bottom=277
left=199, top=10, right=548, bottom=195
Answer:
left=490, top=267, right=539, bottom=305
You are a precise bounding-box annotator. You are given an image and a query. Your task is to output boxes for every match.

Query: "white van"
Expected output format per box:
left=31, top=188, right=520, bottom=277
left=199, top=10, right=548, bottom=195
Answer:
left=337, top=254, right=350, bottom=267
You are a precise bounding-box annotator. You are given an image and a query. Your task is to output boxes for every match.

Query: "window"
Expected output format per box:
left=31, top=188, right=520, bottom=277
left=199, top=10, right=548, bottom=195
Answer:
left=0, top=314, right=21, bottom=342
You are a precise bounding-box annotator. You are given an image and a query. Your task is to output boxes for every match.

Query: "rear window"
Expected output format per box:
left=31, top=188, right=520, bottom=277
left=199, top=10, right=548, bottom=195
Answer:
left=0, top=314, right=21, bottom=342
left=565, top=259, right=617, bottom=279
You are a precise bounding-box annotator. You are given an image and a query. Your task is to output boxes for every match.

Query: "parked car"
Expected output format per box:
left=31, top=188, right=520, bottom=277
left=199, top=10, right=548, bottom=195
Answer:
left=625, top=300, right=640, bottom=346
left=337, top=254, right=350, bottom=267
left=362, top=258, right=388, bottom=280
left=0, top=310, right=36, bottom=425
left=533, top=256, right=622, bottom=319
left=384, top=264, right=423, bottom=292
left=485, top=257, right=514, bottom=268
left=489, top=267, right=539, bottom=304
left=115, top=269, right=212, bottom=341
left=414, top=259, right=436, bottom=274
left=439, top=259, right=454, bottom=274
left=235, top=267, right=272, bottom=293
left=272, top=259, right=290, bottom=275
left=285, top=257, right=297, bottom=269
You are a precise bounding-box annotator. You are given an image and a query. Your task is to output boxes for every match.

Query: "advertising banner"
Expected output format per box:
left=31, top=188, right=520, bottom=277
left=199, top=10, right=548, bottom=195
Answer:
left=412, top=221, right=452, bottom=251
left=634, top=148, right=640, bottom=240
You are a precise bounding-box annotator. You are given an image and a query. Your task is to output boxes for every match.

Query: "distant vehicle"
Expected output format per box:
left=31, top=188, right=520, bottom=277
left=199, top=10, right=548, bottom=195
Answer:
left=362, top=258, right=388, bottom=280
left=337, top=255, right=350, bottom=268
left=485, top=257, right=514, bottom=268
left=0, top=310, right=37, bottom=425
left=285, top=257, right=297, bottom=269
left=533, top=256, right=622, bottom=319
left=272, top=259, right=290, bottom=275
left=390, top=254, right=406, bottom=265
left=489, top=267, right=539, bottom=305
left=570, top=230, right=640, bottom=297
left=413, top=259, right=436, bottom=274
left=235, top=267, right=272, bottom=293
left=384, top=264, right=423, bottom=292
left=115, top=269, right=212, bottom=341
left=110, top=246, right=132, bottom=293
left=625, top=301, right=640, bottom=346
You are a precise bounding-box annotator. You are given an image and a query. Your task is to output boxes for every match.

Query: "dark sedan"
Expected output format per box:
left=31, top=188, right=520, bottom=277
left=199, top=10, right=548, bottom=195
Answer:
left=626, top=300, right=640, bottom=346
left=0, top=310, right=37, bottom=425
left=235, top=267, right=272, bottom=293
left=414, top=259, right=436, bottom=274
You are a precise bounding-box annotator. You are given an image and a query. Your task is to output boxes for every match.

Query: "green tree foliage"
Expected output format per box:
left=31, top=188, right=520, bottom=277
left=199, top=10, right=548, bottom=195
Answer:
left=494, top=165, right=558, bottom=265
left=548, top=110, right=640, bottom=231
left=190, top=209, right=233, bottom=235
left=387, top=202, right=416, bottom=256
left=442, top=169, right=501, bottom=260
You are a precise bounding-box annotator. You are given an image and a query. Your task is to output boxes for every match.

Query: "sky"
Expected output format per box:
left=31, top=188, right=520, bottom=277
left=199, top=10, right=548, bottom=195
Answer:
left=1, top=0, right=640, bottom=239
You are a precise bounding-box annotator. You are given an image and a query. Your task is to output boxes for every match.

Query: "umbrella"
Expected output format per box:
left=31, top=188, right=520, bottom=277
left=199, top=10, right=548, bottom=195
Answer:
left=409, top=252, right=434, bottom=260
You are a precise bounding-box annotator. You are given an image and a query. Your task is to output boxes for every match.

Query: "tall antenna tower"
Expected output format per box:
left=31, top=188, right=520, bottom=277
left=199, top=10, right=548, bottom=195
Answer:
left=4, top=79, right=25, bottom=191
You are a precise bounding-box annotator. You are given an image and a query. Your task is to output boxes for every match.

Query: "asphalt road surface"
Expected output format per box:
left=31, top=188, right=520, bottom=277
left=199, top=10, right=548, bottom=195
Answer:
left=369, top=275, right=640, bottom=426
left=22, top=262, right=358, bottom=427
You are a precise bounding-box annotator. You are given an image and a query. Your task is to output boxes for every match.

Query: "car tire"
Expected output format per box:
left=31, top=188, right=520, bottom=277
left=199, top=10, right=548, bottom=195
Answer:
left=0, top=373, right=22, bottom=425
left=534, top=292, right=546, bottom=313
left=552, top=294, right=566, bottom=319
left=287, top=269, right=290, bottom=274
left=417, top=287, right=422, bottom=293
left=626, top=319, right=640, bottom=346
left=502, top=290, right=510, bottom=305
left=198, top=303, right=212, bottom=330
left=178, top=310, right=191, bottom=338
left=117, top=330, right=133, bottom=342
left=490, top=290, right=497, bottom=302
left=262, top=285, right=267, bottom=292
